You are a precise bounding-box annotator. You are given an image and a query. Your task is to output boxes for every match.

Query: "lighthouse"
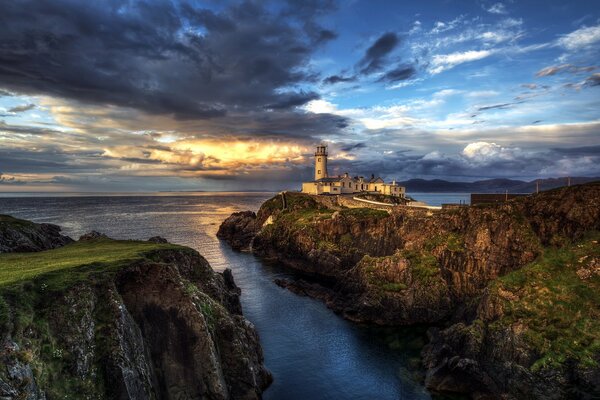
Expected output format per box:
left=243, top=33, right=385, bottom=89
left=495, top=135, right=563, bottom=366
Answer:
left=314, top=145, right=328, bottom=180
left=301, top=145, right=405, bottom=197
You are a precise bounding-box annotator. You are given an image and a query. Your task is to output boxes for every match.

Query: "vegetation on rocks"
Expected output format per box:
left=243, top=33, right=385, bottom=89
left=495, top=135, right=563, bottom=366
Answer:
left=0, top=221, right=271, bottom=399
left=0, top=239, right=184, bottom=290
left=0, top=214, right=73, bottom=253
left=487, top=232, right=600, bottom=371
left=219, top=182, right=600, bottom=399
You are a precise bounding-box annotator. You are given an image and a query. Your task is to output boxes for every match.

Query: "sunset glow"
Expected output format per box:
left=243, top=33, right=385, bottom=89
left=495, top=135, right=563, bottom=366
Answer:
left=0, top=0, right=598, bottom=192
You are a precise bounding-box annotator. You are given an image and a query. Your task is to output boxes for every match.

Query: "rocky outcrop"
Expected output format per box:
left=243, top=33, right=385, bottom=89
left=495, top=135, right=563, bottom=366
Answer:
left=217, top=211, right=259, bottom=251
left=219, top=183, right=600, bottom=399
left=221, top=184, right=600, bottom=325
left=422, top=235, right=600, bottom=400
left=79, top=230, right=109, bottom=241
left=0, top=220, right=271, bottom=399
left=0, top=214, right=73, bottom=252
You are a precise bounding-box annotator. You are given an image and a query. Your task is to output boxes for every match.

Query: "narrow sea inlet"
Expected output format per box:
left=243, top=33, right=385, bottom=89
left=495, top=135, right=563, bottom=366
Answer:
left=0, top=193, right=435, bottom=400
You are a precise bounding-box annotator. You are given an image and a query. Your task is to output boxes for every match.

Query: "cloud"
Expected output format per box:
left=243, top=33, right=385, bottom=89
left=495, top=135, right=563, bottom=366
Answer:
left=8, top=103, right=35, bottom=113
left=0, top=120, right=62, bottom=136
left=340, top=142, right=367, bottom=152
left=358, top=32, right=399, bottom=74
left=0, top=173, right=26, bottom=185
left=477, top=102, right=517, bottom=111
left=429, top=17, right=464, bottom=34
left=535, top=64, right=596, bottom=77
left=584, top=73, right=600, bottom=87
left=520, top=83, right=540, bottom=90
left=322, top=74, right=356, bottom=85
left=429, top=50, right=493, bottom=74
left=486, top=3, right=508, bottom=15
left=557, top=24, right=600, bottom=50
left=379, top=65, right=416, bottom=82
left=461, top=141, right=518, bottom=162
left=309, top=28, right=338, bottom=44
left=0, top=0, right=336, bottom=119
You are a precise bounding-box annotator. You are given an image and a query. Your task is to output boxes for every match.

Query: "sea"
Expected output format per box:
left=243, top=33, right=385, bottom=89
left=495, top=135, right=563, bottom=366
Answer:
left=0, top=192, right=466, bottom=400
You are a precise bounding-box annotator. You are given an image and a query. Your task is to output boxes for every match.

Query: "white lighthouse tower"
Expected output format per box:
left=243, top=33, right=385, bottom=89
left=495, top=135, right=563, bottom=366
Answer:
left=314, top=145, right=328, bottom=180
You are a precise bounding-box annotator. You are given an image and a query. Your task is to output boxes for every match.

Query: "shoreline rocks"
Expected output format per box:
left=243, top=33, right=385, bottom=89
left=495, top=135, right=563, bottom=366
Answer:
left=0, top=214, right=73, bottom=252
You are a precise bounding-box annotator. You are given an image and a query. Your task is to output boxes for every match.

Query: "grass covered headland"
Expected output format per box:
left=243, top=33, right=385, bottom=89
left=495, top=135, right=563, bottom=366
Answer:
left=0, top=239, right=186, bottom=291
left=0, top=216, right=272, bottom=399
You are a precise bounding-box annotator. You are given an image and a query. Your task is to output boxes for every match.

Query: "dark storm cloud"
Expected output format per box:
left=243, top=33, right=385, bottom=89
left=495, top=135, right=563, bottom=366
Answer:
left=340, top=142, right=367, bottom=151
left=0, top=148, right=106, bottom=173
left=322, top=74, right=356, bottom=84
left=358, top=32, right=399, bottom=74
left=310, top=28, right=338, bottom=44
left=8, top=104, right=35, bottom=113
left=0, top=121, right=61, bottom=136
left=551, top=145, right=600, bottom=156
left=378, top=65, right=416, bottom=82
left=0, top=0, right=337, bottom=119
left=267, top=91, right=320, bottom=110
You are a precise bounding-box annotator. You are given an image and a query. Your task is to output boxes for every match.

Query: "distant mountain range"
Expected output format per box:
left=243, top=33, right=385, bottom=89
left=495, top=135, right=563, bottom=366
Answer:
left=399, top=177, right=600, bottom=193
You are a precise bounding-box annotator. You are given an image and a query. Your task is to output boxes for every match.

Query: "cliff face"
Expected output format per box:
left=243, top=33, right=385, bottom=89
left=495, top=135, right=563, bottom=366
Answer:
left=423, top=234, right=600, bottom=399
left=0, top=218, right=271, bottom=399
left=218, top=183, right=600, bottom=399
left=0, top=214, right=73, bottom=253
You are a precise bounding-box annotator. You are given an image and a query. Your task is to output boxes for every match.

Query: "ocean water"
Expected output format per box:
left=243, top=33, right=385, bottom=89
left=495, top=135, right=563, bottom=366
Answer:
left=0, top=193, right=452, bottom=400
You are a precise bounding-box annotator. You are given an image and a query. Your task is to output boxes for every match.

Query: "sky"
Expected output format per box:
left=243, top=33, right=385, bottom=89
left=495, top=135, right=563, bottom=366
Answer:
left=0, top=0, right=599, bottom=192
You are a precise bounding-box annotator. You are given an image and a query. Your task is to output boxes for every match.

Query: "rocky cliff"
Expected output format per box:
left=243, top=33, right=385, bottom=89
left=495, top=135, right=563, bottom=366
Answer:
left=0, top=216, right=271, bottom=399
left=218, top=183, right=600, bottom=399
left=0, top=214, right=73, bottom=253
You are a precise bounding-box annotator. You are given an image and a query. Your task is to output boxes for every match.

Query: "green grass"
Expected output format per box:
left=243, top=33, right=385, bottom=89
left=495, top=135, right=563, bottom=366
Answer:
left=401, top=249, right=440, bottom=281
left=0, top=214, right=36, bottom=228
left=340, top=207, right=389, bottom=219
left=489, top=232, right=600, bottom=371
left=0, top=239, right=185, bottom=291
left=381, top=282, right=408, bottom=292
left=424, top=232, right=465, bottom=253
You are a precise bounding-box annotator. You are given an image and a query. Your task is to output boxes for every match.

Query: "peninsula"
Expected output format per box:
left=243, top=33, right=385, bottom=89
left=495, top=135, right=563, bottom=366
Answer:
left=218, top=182, right=600, bottom=399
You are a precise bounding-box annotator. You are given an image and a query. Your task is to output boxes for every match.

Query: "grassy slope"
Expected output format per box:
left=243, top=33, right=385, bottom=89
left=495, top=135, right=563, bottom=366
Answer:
left=0, top=214, right=36, bottom=225
left=0, top=239, right=185, bottom=291
left=487, top=232, right=600, bottom=370
left=0, top=237, right=193, bottom=398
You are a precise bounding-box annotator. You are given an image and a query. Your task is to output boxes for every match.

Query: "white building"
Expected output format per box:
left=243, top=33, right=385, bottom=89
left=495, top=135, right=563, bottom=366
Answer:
left=301, top=145, right=405, bottom=197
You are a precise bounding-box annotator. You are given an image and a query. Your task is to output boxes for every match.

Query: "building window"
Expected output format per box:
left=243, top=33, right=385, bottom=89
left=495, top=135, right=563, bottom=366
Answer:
left=318, top=158, right=321, bottom=162
left=375, top=186, right=377, bottom=191
left=318, top=170, right=321, bottom=174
